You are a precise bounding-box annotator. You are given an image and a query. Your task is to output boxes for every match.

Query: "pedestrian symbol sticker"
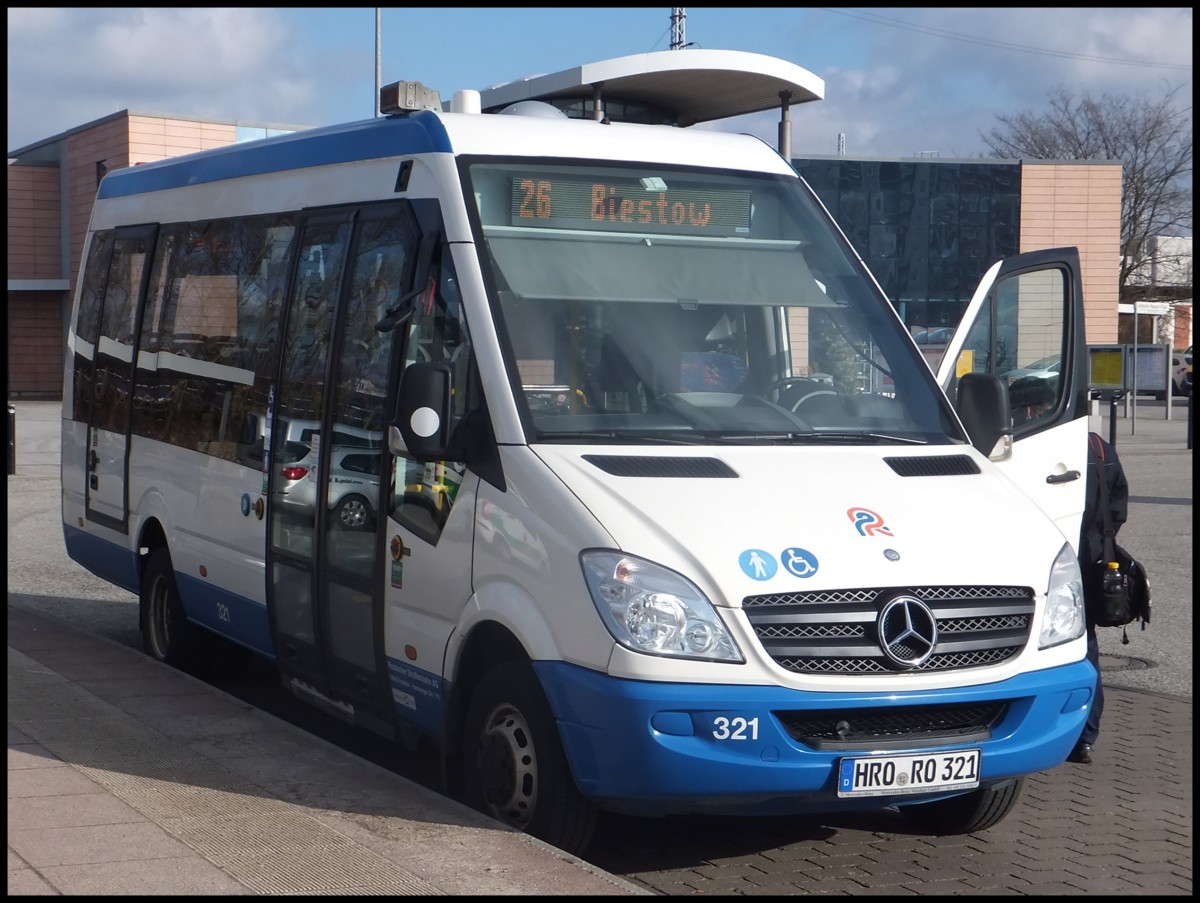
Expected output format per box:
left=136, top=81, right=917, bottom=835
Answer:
left=781, top=547, right=819, bottom=578
left=739, top=549, right=777, bottom=581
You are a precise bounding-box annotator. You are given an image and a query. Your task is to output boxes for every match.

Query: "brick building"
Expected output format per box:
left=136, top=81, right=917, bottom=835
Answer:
left=7, top=111, right=301, bottom=398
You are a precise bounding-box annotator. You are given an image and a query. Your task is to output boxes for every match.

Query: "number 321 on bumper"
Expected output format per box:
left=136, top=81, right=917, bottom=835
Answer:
left=838, top=749, right=981, bottom=798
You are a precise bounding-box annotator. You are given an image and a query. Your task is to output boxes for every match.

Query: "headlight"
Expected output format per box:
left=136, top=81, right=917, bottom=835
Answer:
left=1040, top=542, right=1085, bottom=649
left=581, top=550, right=744, bottom=662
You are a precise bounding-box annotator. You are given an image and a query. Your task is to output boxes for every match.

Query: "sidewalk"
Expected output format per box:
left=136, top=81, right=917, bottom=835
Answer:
left=8, top=605, right=646, bottom=895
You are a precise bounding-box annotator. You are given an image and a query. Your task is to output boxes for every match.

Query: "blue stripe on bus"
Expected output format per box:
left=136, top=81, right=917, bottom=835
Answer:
left=386, top=658, right=446, bottom=736
left=97, top=110, right=453, bottom=199
left=174, top=572, right=276, bottom=660
left=62, top=525, right=141, bottom=595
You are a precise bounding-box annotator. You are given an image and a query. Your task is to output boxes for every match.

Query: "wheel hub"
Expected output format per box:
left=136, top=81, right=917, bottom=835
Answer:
left=478, top=706, right=537, bottom=828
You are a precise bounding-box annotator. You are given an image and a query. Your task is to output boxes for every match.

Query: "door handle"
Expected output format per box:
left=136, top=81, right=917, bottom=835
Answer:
left=88, top=449, right=100, bottom=472
left=1045, top=469, right=1080, bottom=484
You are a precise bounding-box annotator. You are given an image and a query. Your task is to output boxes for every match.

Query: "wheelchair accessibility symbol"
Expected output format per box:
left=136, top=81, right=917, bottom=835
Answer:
left=781, top=547, right=819, bottom=578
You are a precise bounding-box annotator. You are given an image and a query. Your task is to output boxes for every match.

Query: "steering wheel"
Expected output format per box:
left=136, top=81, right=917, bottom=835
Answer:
left=656, top=390, right=813, bottom=432
left=764, top=377, right=837, bottom=413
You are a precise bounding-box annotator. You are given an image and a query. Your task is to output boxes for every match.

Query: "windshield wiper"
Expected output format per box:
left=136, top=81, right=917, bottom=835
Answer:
left=782, top=431, right=929, bottom=445
left=536, top=430, right=927, bottom=446
left=535, top=430, right=717, bottom=446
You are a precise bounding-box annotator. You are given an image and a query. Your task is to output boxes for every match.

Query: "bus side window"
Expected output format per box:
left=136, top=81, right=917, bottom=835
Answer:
left=92, top=231, right=153, bottom=437
left=72, top=232, right=114, bottom=423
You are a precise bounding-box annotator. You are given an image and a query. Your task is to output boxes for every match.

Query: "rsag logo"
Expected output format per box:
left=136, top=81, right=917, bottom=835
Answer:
left=848, top=507, right=893, bottom=537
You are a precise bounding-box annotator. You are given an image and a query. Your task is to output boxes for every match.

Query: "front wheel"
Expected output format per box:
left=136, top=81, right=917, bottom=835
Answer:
left=899, top=777, right=1024, bottom=834
left=461, top=661, right=597, bottom=856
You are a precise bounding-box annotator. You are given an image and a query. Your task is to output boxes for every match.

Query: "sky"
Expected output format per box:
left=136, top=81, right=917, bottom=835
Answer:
left=6, top=8, right=1193, bottom=158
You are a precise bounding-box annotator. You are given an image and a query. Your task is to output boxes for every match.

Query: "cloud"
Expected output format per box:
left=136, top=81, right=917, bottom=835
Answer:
left=764, top=8, right=1193, bottom=158
left=7, top=8, right=327, bottom=148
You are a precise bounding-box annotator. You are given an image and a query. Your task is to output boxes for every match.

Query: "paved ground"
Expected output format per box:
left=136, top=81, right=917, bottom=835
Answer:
left=7, top=605, right=647, bottom=895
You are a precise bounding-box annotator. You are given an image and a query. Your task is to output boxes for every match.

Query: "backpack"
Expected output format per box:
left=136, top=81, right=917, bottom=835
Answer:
left=1084, top=433, right=1151, bottom=641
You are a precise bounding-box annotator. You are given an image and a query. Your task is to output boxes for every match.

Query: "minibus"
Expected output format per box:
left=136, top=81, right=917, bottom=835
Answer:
left=63, top=49, right=1093, bottom=855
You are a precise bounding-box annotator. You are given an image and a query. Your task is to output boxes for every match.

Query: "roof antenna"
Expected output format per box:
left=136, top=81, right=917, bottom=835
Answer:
left=670, top=8, right=687, bottom=50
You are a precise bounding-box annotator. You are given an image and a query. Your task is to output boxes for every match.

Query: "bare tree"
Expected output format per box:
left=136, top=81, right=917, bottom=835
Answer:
left=981, top=83, right=1192, bottom=297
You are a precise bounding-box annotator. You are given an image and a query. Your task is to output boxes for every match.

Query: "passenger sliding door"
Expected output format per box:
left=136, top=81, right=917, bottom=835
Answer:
left=939, top=247, right=1090, bottom=551
left=268, top=205, right=421, bottom=723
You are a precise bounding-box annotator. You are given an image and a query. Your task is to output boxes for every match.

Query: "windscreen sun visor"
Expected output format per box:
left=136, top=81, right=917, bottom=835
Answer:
left=484, top=228, right=839, bottom=308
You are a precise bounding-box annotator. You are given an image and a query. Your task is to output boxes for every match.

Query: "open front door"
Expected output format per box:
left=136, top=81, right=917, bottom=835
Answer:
left=939, top=247, right=1090, bottom=551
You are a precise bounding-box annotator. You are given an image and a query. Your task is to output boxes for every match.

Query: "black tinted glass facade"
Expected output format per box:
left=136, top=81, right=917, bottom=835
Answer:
left=793, top=159, right=1020, bottom=339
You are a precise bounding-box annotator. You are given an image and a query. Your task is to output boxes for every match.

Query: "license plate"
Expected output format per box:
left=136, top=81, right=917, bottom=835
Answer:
left=837, top=749, right=981, bottom=798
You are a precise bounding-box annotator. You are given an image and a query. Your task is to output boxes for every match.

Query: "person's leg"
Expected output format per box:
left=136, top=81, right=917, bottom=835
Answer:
left=1069, top=624, right=1101, bottom=763
left=1081, top=624, right=1103, bottom=744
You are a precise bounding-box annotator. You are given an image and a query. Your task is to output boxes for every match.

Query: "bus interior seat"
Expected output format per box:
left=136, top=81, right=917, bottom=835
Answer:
left=679, top=351, right=749, bottom=393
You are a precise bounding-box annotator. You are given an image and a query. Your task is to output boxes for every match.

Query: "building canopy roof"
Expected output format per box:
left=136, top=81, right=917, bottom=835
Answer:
left=476, top=49, right=824, bottom=126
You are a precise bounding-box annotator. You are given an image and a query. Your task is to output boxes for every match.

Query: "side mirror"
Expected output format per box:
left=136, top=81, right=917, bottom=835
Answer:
left=956, top=372, right=1013, bottom=460
left=390, top=362, right=452, bottom=461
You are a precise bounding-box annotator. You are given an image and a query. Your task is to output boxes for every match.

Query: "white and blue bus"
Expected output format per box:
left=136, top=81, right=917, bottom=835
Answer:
left=63, top=50, right=1094, bottom=855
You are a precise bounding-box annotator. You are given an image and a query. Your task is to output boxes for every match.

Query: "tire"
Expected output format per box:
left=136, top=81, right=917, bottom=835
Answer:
left=140, top=547, right=204, bottom=673
left=899, top=777, right=1024, bottom=834
left=334, top=494, right=373, bottom=531
left=139, top=547, right=249, bottom=679
left=461, top=661, right=597, bottom=856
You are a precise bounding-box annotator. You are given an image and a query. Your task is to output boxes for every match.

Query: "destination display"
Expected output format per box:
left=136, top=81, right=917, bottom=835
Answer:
left=509, top=175, right=752, bottom=237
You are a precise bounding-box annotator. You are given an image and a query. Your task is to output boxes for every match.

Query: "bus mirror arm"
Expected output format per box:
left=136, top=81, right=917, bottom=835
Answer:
left=374, top=286, right=421, bottom=333
left=391, top=362, right=453, bottom=462
left=387, top=424, right=409, bottom=457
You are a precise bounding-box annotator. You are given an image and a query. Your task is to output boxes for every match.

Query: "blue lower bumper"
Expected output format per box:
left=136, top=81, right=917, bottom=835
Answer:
left=533, top=659, right=1096, bottom=817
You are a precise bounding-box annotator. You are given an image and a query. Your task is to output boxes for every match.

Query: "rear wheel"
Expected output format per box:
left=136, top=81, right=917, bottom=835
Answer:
left=461, top=661, right=597, bottom=856
left=140, top=547, right=204, bottom=672
left=899, top=777, right=1024, bottom=834
left=140, top=547, right=250, bottom=679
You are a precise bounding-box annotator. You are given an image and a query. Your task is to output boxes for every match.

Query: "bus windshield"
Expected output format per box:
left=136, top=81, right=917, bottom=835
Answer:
left=468, top=160, right=962, bottom=445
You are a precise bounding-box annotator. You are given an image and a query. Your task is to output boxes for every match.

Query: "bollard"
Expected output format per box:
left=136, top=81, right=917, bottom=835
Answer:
left=7, top=403, right=15, bottom=475
left=1108, top=394, right=1118, bottom=448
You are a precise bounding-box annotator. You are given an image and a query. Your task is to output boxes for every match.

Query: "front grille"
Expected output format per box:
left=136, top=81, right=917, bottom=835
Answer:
left=742, top=584, right=1034, bottom=675
left=776, top=701, right=1007, bottom=750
